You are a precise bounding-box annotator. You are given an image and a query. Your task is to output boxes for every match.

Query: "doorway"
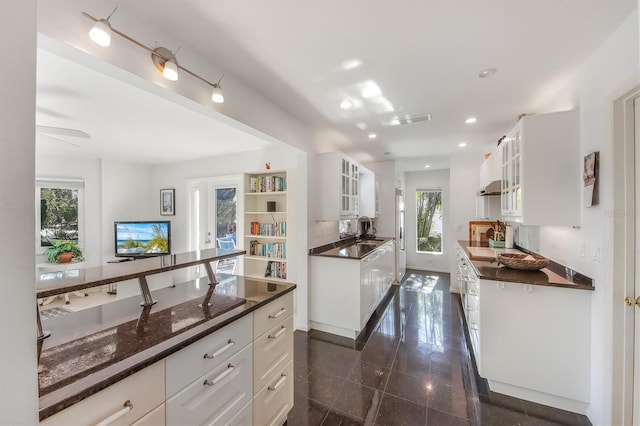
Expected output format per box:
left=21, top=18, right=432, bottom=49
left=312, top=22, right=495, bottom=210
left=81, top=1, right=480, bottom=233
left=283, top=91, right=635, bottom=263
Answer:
left=188, top=176, right=242, bottom=274
left=612, top=86, right=640, bottom=425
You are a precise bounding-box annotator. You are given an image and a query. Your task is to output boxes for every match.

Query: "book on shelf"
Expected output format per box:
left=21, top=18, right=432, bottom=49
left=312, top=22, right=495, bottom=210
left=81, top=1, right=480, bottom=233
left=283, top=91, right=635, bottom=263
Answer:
left=264, top=260, right=287, bottom=279
left=249, top=240, right=286, bottom=259
left=249, top=175, right=287, bottom=193
left=250, top=221, right=286, bottom=236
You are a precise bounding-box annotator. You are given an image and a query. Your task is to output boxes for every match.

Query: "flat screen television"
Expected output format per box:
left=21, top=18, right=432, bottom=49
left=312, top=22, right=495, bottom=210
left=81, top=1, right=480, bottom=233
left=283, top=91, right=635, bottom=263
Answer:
left=114, top=221, right=171, bottom=258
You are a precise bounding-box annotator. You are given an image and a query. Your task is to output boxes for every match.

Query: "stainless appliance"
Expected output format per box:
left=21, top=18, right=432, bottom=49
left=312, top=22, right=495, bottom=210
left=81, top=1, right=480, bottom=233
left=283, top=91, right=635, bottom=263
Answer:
left=395, top=188, right=406, bottom=282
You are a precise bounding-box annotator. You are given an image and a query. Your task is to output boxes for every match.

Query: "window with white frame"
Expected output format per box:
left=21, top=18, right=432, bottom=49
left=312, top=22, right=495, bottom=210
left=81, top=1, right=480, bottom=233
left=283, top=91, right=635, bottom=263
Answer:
left=37, top=179, right=84, bottom=250
left=416, top=189, right=443, bottom=254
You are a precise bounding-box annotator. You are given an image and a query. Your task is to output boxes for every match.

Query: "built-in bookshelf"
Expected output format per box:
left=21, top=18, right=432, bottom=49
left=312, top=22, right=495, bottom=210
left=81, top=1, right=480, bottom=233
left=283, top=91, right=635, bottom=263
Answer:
left=243, top=171, right=289, bottom=282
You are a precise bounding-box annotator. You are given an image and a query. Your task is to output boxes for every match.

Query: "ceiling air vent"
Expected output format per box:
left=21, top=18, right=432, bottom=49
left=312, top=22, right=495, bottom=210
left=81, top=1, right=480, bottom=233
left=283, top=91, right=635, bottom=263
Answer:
left=391, top=113, right=432, bottom=126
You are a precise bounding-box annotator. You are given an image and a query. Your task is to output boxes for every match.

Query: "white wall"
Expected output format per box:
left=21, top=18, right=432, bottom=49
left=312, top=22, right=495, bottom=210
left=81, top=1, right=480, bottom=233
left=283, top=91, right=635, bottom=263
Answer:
left=405, top=169, right=450, bottom=273
left=515, top=11, right=638, bottom=425
left=364, top=160, right=396, bottom=238
left=0, top=1, right=39, bottom=424
left=449, top=151, right=487, bottom=286
left=36, top=154, right=104, bottom=265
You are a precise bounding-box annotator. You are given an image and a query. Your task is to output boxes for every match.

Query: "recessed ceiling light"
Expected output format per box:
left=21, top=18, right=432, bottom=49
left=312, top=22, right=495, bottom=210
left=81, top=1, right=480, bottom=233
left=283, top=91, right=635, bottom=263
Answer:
left=340, top=100, right=353, bottom=109
left=465, top=117, right=477, bottom=124
left=424, top=165, right=431, bottom=168
left=356, top=122, right=367, bottom=130
left=478, top=68, right=497, bottom=78
left=341, top=59, right=362, bottom=70
left=459, top=142, right=468, bottom=147
left=368, top=133, right=377, bottom=139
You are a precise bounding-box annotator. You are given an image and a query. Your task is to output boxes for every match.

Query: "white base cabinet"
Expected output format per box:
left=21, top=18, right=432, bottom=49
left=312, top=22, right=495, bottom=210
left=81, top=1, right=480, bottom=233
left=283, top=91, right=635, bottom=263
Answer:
left=40, top=294, right=295, bottom=426
left=479, top=280, right=590, bottom=413
left=310, top=240, right=395, bottom=339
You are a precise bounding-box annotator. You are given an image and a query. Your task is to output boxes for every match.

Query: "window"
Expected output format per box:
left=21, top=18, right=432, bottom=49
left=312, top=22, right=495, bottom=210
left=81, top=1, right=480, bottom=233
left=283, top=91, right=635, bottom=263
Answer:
left=37, top=179, right=84, bottom=249
left=416, top=189, right=443, bottom=254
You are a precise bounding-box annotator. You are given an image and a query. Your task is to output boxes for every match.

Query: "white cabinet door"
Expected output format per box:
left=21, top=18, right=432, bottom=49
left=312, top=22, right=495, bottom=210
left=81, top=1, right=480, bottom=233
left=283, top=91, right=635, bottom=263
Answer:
left=479, top=280, right=590, bottom=405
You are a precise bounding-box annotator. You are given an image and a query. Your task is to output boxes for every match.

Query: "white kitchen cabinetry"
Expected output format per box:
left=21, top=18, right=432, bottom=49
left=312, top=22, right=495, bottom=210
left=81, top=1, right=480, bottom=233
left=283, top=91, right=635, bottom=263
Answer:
left=310, top=240, right=395, bottom=339
left=316, top=152, right=360, bottom=220
left=244, top=171, right=289, bottom=282
left=480, top=152, right=501, bottom=188
left=40, top=361, right=166, bottom=426
left=480, top=280, right=590, bottom=413
left=165, top=314, right=253, bottom=426
left=359, top=166, right=379, bottom=218
left=501, top=110, right=579, bottom=226
left=252, top=293, right=294, bottom=426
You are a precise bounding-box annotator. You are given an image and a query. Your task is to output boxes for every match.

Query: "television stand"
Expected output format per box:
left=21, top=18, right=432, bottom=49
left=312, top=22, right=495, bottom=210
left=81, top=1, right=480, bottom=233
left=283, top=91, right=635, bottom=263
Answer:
left=107, top=257, right=133, bottom=263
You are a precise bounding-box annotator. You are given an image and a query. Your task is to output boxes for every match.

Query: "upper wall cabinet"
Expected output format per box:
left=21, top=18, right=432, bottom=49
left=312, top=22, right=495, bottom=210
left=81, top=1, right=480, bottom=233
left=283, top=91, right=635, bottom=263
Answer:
left=316, top=152, right=360, bottom=220
left=359, top=166, right=379, bottom=218
left=501, top=110, right=579, bottom=226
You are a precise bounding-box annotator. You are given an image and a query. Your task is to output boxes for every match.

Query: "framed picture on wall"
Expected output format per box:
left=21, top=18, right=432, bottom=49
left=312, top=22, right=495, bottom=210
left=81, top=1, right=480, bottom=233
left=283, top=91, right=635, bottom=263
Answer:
left=160, top=188, right=175, bottom=216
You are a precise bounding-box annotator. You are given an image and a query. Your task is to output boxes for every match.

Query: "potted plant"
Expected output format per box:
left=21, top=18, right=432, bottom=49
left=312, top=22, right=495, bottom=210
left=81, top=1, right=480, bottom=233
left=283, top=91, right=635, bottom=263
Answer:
left=45, top=240, right=83, bottom=264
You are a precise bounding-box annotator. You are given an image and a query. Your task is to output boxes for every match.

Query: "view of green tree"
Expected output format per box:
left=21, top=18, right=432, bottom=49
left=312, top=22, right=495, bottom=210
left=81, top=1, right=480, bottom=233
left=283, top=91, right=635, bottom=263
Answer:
left=416, top=190, right=443, bottom=253
left=216, top=188, right=237, bottom=238
left=40, top=188, right=79, bottom=246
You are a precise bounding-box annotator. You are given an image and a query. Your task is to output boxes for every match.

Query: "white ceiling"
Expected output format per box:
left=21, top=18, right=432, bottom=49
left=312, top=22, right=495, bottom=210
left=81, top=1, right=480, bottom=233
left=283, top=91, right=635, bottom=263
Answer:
left=36, top=0, right=637, bottom=167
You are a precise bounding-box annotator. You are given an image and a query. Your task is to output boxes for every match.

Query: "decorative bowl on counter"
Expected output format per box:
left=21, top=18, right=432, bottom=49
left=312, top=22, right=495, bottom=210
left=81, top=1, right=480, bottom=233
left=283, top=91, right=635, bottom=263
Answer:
left=496, top=253, right=549, bottom=271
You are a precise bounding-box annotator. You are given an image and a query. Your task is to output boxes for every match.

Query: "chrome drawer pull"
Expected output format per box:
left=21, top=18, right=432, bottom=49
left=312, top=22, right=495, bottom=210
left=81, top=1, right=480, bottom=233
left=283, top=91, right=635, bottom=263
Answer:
left=203, top=339, right=234, bottom=359
left=268, top=373, right=287, bottom=391
left=95, top=400, right=133, bottom=426
left=268, top=308, right=287, bottom=319
left=268, top=326, right=286, bottom=340
left=203, top=363, right=235, bottom=387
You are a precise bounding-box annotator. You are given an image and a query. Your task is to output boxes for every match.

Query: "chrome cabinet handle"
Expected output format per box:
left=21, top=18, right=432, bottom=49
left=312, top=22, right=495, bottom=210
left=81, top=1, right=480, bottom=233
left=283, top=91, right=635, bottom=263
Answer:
left=203, top=339, right=234, bottom=359
left=203, top=364, right=235, bottom=387
left=95, top=400, right=133, bottom=426
left=268, top=373, right=287, bottom=391
left=268, top=326, right=286, bottom=340
left=268, top=308, right=287, bottom=319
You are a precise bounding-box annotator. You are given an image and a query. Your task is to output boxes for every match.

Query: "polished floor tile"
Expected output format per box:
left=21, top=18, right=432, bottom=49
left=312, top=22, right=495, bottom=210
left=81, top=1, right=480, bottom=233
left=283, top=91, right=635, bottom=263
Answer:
left=288, top=270, right=590, bottom=426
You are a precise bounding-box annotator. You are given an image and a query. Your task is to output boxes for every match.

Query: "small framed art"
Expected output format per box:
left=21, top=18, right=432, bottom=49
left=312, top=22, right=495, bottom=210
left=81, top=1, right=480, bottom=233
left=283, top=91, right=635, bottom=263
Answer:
left=160, top=188, right=175, bottom=216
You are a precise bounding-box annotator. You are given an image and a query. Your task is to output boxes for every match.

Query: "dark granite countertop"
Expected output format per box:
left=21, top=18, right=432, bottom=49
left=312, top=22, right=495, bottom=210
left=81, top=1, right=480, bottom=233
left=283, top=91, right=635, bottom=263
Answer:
left=38, top=275, right=296, bottom=421
left=36, top=248, right=246, bottom=299
left=458, top=240, right=593, bottom=290
left=309, top=236, right=395, bottom=260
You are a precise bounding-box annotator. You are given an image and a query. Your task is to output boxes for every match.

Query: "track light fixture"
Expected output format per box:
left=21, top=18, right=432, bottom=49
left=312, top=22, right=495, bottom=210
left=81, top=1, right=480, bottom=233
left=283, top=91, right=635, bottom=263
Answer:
left=151, top=47, right=180, bottom=81
left=211, top=75, right=224, bottom=103
left=88, top=7, right=117, bottom=47
left=83, top=10, right=225, bottom=103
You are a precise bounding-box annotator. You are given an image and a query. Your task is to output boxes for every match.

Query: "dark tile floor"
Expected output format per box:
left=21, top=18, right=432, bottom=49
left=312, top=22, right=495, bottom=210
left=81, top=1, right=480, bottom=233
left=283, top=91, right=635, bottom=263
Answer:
left=287, top=270, right=591, bottom=426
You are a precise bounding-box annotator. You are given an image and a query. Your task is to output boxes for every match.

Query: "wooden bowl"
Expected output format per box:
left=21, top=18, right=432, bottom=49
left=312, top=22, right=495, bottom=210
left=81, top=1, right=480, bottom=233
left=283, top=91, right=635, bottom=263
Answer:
left=496, top=253, right=549, bottom=271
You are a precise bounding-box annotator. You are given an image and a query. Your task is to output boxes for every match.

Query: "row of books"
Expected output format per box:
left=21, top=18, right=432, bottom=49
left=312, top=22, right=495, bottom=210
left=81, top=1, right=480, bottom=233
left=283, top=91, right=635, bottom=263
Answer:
left=249, top=176, right=287, bottom=193
left=250, top=221, right=286, bottom=236
left=265, top=261, right=287, bottom=279
left=249, top=240, right=286, bottom=259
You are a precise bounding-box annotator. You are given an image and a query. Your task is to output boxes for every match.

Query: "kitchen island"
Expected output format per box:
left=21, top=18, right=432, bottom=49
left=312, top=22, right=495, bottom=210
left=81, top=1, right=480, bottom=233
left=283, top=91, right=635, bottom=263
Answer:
left=456, top=240, right=592, bottom=414
left=309, top=237, right=395, bottom=339
left=37, top=249, right=296, bottom=425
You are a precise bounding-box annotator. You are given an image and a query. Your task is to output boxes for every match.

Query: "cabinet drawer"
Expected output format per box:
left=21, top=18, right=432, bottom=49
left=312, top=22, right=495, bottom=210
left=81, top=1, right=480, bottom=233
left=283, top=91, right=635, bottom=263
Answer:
left=166, top=344, right=252, bottom=426
left=253, top=361, right=294, bottom=426
left=253, top=292, right=293, bottom=338
left=228, top=400, right=252, bottom=426
left=166, top=313, right=252, bottom=397
left=253, top=315, right=294, bottom=394
left=131, top=403, right=165, bottom=426
left=40, top=360, right=165, bottom=426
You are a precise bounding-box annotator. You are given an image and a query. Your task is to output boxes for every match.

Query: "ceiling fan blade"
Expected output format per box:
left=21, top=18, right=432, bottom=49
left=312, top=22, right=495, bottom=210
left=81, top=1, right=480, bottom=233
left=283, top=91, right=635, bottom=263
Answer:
left=36, top=125, right=90, bottom=139
left=38, top=134, right=83, bottom=148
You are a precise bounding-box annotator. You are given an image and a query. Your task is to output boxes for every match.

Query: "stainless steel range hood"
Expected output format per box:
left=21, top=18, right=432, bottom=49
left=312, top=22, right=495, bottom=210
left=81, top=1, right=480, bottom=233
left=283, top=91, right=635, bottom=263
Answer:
left=477, top=180, right=501, bottom=196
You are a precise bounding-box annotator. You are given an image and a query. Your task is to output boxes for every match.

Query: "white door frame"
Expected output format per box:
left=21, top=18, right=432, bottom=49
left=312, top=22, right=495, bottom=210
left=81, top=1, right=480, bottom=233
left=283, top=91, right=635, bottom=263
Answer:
left=611, top=86, right=640, bottom=426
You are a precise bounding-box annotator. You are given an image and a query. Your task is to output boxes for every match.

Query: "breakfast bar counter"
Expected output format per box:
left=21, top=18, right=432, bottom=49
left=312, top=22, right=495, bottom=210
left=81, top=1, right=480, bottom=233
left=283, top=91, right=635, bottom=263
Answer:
left=36, top=250, right=296, bottom=424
